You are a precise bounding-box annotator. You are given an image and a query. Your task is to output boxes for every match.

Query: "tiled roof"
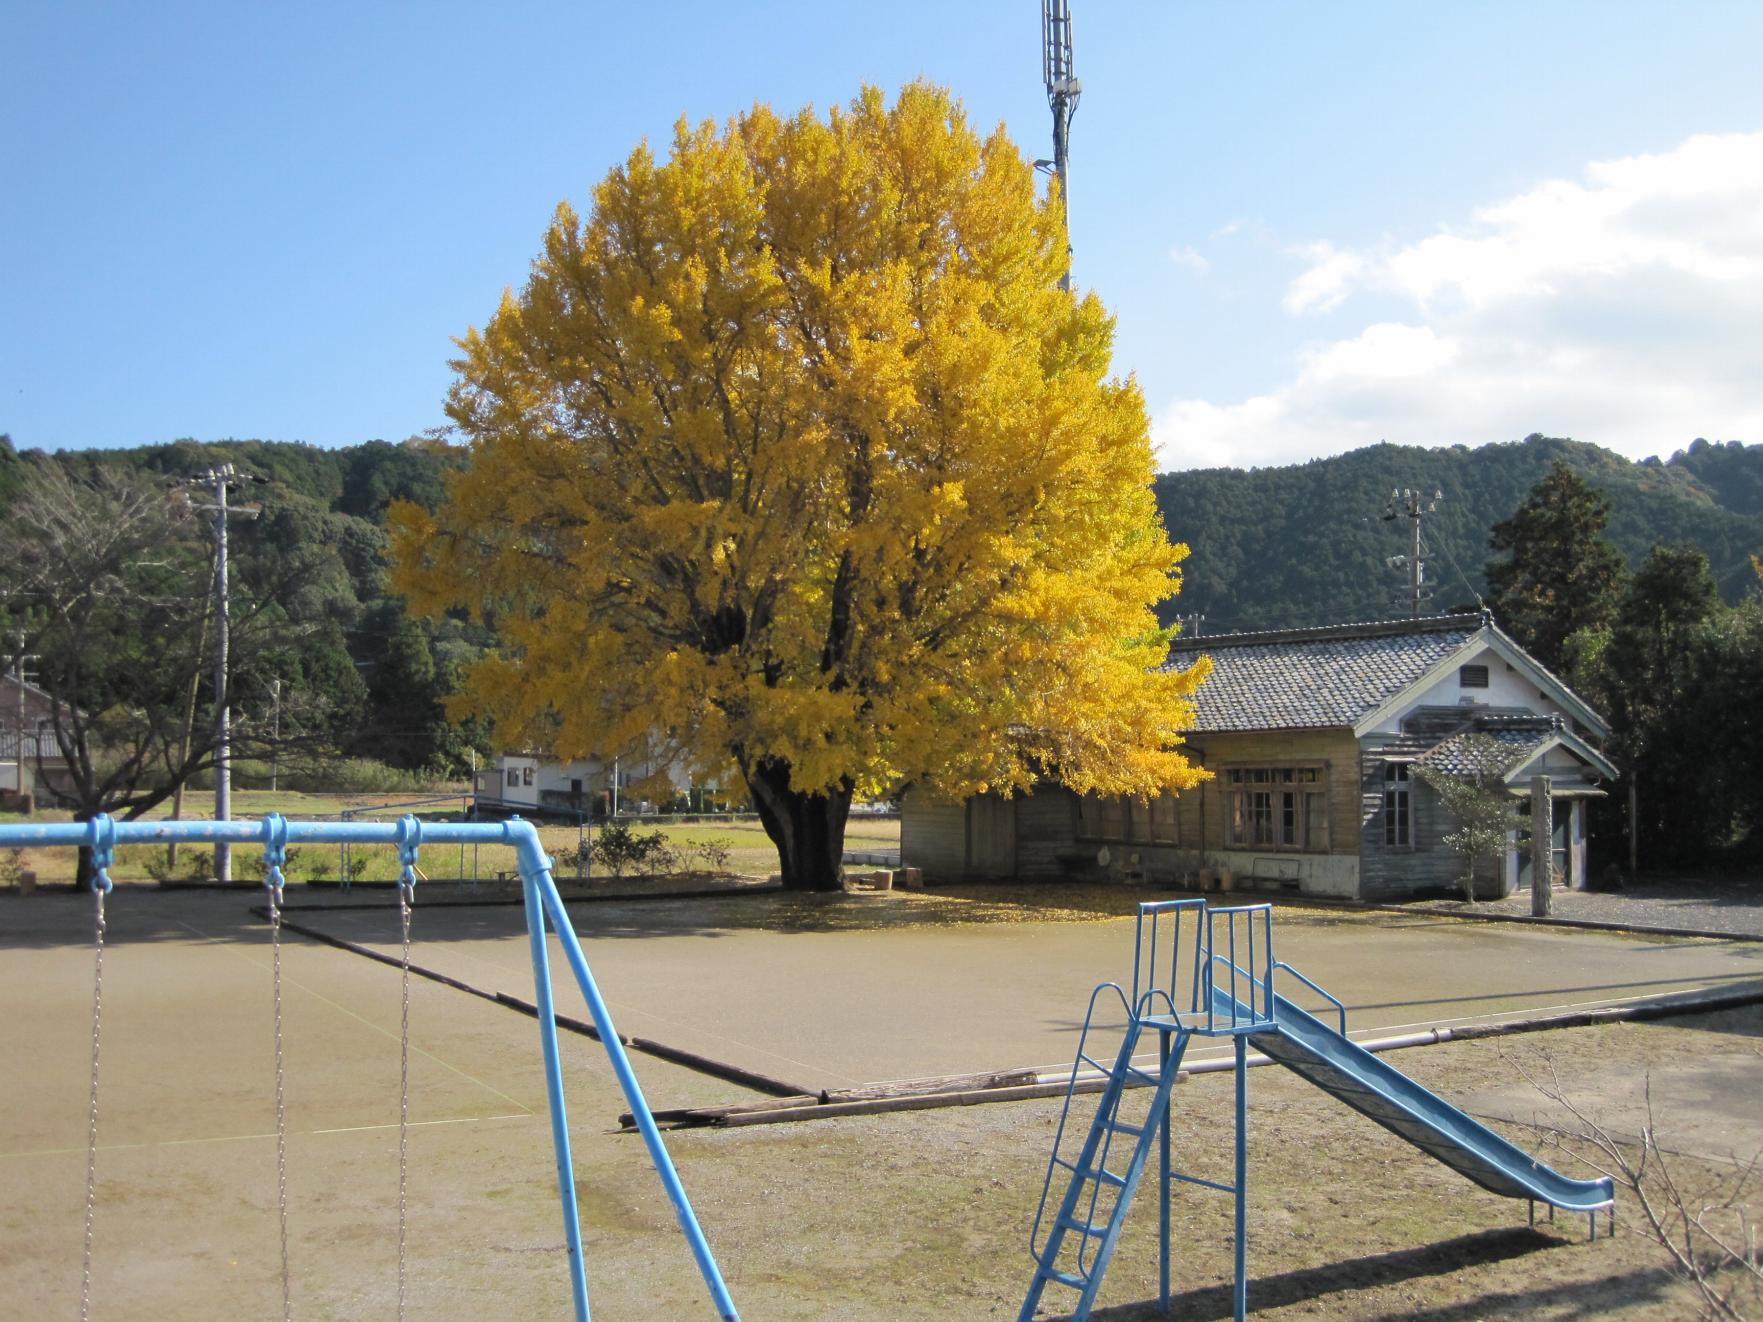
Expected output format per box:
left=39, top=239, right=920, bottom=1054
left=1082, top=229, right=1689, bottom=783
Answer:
left=1415, top=729, right=1546, bottom=778
left=1165, top=614, right=1485, bottom=733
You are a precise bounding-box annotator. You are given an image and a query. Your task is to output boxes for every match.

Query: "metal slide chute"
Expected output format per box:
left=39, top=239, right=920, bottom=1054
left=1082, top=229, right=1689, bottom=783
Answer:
left=1220, top=986, right=1615, bottom=1212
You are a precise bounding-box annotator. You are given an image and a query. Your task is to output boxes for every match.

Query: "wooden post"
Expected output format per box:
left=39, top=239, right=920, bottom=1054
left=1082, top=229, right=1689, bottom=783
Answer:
left=1531, top=776, right=1552, bottom=917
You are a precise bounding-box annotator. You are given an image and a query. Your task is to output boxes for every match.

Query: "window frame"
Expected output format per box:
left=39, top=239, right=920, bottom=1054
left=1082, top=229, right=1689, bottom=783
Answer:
left=1222, top=765, right=1330, bottom=853
left=1075, top=791, right=1181, bottom=846
left=1382, top=760, right=1414, bottom=849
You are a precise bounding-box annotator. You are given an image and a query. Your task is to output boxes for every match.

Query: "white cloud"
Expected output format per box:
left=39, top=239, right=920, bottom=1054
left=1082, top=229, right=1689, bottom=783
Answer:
left=1168, top=243, right=1210, bottom=274
left=1155, top=131, right=1763, bottom=471
left=1283, top=241, right=1369, bottom=314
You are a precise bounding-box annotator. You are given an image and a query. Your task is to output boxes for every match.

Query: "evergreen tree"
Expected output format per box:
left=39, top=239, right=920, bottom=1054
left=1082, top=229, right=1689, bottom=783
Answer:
left=1485, top=460, right=1627, bottom=673
left=1605, top=545, right=1727, bottom=863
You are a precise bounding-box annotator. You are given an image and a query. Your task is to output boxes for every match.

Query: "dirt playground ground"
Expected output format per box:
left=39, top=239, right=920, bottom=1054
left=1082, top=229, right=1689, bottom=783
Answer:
left=2, top=882, right=1761, bottom=1320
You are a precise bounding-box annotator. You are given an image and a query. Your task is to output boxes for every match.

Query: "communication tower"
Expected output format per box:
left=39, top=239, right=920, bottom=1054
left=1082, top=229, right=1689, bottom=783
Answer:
left=1041, top=0, right=1081, bottom=290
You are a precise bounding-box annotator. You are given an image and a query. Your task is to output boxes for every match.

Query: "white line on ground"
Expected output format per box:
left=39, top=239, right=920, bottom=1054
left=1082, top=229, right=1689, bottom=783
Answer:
left=2, top=1112, right=533, bottom=1162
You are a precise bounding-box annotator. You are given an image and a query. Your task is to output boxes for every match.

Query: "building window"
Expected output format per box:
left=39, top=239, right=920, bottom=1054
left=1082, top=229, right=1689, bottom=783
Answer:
left=523, top=766, right=535, bottom=787
left=506, top=768, right=519, bottom=788
left=1459, top=664, right=1489, bottom=689
left=1383, top=762, right=1412, bottom=847
left=1224, top=767, right=1327, bottom=852
left=1076, top=792, right=1180, bottom=845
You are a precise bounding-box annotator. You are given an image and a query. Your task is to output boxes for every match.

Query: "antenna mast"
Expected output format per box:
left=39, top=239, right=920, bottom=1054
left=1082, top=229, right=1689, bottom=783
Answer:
left=1042, top=0, right=1080, bottom=290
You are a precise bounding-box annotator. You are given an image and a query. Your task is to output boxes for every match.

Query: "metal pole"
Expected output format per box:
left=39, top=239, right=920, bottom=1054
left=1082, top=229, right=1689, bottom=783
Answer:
left=269, top=678, right=281, bottom=794
left=519, top=868, right=592, bottom=1321
left=168, top=602, right=209, bottom=870
left=211, top=468, right=233, bottom=882
left=1234, top=1034, right=1248, bottom=1322
left=1410, top=505, right=1423, bottom=618
left=469, top=748, right=480, bottom=883
left=1043, top=0, right=1079, bottom=292
left=1158, top=1029, right=1171, bottom=1313
left=11, top=634, right=24, bottom=796
left=533, top=857, right=740, bottom=1319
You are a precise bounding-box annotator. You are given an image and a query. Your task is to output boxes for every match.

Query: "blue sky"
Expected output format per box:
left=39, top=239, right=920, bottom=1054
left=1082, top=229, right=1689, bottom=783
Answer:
left=5, top=1, right=1760, bottom=470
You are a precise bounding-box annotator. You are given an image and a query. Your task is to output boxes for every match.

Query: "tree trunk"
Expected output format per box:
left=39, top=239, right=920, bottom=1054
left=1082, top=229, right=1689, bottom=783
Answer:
left=72, top=810, right=97, bottom=891
left=742, top=756, right=853, bottom=892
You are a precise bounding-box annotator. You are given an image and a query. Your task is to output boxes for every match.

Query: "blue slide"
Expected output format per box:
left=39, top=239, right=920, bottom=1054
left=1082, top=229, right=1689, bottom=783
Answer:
left=1215, top=989, right=1614, bottom=1212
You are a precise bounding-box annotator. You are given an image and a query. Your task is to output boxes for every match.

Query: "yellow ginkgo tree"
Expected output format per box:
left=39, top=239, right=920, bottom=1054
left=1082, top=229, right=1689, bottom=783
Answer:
left=391, top=82, right=1211, bottom=890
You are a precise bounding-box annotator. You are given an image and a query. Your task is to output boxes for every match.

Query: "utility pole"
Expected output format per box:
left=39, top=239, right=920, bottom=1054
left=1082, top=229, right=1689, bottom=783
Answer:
left=1040, top=0, right=1080, bottom=291
left=1381, top=487, right=1443, bottom=618
left=168, top=599, right=211, bottom=871
left=269, top=678, right=282, bottom=794
left=186, top=464, right=262, bottom=882
left=9, top=634, right=40, bottom=796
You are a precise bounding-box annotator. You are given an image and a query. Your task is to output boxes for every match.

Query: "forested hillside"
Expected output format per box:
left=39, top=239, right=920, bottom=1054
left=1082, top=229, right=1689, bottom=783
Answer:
left=7, top=430, right=1760, bottom=776
left=1, top=433, right=485, bottom=775
left=1155, top=435, right=1763, bottom=634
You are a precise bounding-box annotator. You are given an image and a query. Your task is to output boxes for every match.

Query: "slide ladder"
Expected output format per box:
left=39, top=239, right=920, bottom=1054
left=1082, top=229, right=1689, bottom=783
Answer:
left=1020, top=984, right=1192, bottom=1321
left=1019, top=899, right=1610, bottom=1322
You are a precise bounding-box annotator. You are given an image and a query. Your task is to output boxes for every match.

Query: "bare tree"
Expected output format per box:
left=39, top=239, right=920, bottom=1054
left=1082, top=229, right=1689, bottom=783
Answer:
left=0, top=460, right=320, bottom=876
left=1524, top=1057, right=1762, bottom=1320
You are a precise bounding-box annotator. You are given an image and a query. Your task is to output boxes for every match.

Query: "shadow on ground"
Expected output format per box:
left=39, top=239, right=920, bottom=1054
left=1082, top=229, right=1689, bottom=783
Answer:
left=1086, top=1228, right=1672, bottom=1320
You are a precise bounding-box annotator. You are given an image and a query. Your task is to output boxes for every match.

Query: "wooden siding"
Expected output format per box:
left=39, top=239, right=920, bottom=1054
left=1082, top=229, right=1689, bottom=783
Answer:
left=1015, top=786, right=1082, bottom=879
left=1358, top=738, right=1461, bottom=900
left=966, top=793, right=1017, bottom=877
left=1183, top=729, right=1363, bottom=896
left=900, top=792, right=966, bottom=881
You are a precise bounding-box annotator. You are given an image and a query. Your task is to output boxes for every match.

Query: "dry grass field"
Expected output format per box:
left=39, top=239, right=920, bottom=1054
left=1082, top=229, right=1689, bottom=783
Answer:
left=1, top=867, right=1759, bottom=1319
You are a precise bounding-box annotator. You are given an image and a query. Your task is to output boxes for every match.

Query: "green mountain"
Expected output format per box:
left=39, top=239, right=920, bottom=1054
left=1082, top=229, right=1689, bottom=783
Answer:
left=11, top=431, right=1762, bottom=729
left=2, top=435, right=484, bottom=773
left=1154, top=435, right=1763, bottom=634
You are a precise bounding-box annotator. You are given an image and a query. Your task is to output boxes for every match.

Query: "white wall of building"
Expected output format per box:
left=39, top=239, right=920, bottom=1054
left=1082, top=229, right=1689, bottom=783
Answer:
left=1366, top=643, right=1582, bottom=735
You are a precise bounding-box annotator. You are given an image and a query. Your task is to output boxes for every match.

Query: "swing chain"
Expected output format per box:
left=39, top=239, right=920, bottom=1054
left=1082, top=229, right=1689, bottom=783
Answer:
left=80, top=816, right=116, bottom=1322
left=262, top=814, right=292, bottom=1322
left=394, top=815, right=420, bottom=1321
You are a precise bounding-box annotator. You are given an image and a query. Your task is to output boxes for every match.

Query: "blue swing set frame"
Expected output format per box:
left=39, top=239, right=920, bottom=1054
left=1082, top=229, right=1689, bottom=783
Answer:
left=0, top=812, right=739, bottom=1322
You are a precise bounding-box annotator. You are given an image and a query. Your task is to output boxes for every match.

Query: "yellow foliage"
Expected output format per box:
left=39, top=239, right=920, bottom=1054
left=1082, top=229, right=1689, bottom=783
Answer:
left=391, top=81, right=1209, bottom=805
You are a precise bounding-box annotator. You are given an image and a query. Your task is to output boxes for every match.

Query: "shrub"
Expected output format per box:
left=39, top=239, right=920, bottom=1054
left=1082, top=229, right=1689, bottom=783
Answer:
left=0, top=848, right=24, bottom=886
left=692, top=837, right=733, bottom=873
left=591, top=823, right=679, bottom=878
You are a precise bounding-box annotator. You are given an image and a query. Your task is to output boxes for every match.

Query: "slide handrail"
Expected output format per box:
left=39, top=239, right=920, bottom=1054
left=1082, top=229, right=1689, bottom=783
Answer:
left=1269, top=960, right=1347, bottom=1036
